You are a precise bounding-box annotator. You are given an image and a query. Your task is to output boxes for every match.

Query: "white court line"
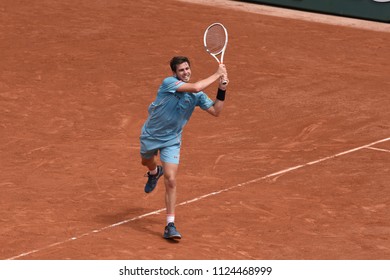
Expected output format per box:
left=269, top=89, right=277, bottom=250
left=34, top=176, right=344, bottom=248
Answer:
left=365, top=146, right=390, bottom=153
left=7, top=136, right=390, bottom=260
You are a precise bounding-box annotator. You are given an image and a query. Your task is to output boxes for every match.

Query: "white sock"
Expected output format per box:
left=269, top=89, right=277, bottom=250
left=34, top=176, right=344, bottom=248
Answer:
left=166, top=214, right=175, bottom=225
left=149, top=167, right=158, bottom=175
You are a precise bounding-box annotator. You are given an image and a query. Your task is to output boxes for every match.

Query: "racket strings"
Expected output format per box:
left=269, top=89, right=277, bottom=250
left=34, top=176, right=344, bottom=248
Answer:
left=205, top=25, right=226, bottom=54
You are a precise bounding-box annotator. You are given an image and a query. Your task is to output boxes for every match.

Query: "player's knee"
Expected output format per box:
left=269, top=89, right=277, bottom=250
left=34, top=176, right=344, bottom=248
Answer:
left=164, top=175, right=176, bottom=189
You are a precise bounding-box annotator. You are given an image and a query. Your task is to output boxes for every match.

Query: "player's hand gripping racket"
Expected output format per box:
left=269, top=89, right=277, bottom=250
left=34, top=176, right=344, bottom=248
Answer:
left=203, top=22, right=228, bottom=85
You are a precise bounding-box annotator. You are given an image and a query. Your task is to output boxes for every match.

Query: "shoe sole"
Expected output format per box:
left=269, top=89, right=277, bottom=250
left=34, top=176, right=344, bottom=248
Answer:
left=164, top=235, right=182, bottom=240
left=163, top=231, right=182, bottom=240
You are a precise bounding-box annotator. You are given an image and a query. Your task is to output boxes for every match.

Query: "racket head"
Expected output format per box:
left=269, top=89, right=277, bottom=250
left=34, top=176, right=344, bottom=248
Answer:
left=203, top=23, right=228, bottom=58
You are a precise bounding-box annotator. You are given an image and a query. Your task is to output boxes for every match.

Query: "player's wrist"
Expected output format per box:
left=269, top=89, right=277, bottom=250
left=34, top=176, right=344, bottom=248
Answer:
left=216, top=88, right=226, bottom=101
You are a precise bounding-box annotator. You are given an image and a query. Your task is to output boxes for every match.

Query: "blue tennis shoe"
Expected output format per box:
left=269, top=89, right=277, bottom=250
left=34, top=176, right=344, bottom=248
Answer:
left=144, top=165, right=163, bottom=193
left=163, top=222, right=182, bottom=240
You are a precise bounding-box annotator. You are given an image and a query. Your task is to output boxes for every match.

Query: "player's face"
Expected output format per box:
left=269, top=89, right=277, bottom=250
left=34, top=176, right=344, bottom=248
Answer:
left=174, top=62, right=191, bottom=82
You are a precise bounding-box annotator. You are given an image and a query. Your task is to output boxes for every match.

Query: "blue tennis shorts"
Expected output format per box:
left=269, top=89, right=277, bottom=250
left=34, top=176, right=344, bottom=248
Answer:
left=140, top=137, right=181, bottom=164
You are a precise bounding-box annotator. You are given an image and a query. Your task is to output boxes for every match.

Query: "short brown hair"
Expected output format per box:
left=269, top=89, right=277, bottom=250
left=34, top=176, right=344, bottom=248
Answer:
left=170, top=56, right=191, bottom=72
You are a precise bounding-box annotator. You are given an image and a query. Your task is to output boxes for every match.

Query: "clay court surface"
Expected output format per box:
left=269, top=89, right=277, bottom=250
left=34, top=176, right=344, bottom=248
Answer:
left=1, top=0, right=389, bottom=260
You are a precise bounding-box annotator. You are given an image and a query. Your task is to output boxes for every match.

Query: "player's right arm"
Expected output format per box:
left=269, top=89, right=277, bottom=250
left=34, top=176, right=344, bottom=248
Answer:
left=206, top=75, right=229, bottom=117
left=177, top=64, right=226, bottom=93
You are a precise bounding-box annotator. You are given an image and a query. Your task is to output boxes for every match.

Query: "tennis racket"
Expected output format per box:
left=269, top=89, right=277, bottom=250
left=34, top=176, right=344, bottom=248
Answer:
left=203, top=22, right=228, bottom=84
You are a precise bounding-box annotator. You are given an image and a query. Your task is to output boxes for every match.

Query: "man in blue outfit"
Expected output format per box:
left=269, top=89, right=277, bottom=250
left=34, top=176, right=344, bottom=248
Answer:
left=140, top=56, right=229, bottom=239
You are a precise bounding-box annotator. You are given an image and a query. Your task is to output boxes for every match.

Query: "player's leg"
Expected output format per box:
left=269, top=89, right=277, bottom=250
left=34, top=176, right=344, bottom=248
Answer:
left=163, top=162, right=178, bottom=217
left=160, top=143, right=182, bottom=239
left=141, top=155, right=157, bottom=172
left=141, top=155, right=164, bottom=193
left=162, top=162, right=181, bottom=239
left=140, top=136, right=163, bottom=193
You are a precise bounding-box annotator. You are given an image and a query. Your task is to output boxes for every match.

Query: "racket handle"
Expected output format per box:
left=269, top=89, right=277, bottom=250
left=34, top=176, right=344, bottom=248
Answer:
left=221, top=72, right=227, bottom=85
left=220, top=65, right=227, bottom=85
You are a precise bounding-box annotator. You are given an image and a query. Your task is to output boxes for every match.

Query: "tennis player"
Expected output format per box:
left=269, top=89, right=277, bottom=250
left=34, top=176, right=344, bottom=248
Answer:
left=140, top=56, right=228, bottom=239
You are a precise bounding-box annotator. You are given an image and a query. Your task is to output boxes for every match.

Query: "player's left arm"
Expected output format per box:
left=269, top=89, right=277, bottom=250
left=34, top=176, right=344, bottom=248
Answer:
left=206, top=75, right=229, bottom=117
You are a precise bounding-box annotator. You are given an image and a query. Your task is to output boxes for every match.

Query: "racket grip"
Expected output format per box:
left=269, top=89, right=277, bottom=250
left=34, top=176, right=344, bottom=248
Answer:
left=221, top=73, right=228, bottom=85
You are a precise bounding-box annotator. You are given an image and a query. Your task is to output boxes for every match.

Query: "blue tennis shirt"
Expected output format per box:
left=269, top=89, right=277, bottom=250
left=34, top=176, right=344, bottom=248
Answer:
left=141, top=76, right=214, bottom=144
